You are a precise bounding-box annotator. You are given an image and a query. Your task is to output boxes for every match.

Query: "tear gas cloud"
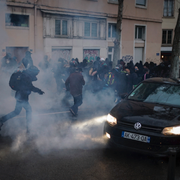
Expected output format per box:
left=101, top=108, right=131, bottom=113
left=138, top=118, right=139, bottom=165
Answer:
left=0, top=51, right=115, bottom=154
left=0, top=1, right=115, bottom=154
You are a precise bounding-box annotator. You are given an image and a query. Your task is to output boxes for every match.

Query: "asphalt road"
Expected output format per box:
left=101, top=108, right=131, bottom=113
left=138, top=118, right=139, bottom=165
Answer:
left=0, top=137, right=180, bottom=180
left=0, top=106, right=180, bottom=180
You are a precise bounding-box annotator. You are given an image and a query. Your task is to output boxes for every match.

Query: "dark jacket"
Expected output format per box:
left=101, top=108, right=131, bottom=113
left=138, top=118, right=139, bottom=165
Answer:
left=65, top=72, right=85, bottom=96
left=127, top=72, right=138, bottom=93
left=22, top=55, right=33, bottom=69
left=15, top=71, right=43, bottom=101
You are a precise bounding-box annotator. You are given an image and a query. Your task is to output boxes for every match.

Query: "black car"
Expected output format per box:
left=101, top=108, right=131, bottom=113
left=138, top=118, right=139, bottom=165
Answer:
left=104, top=77, right=180, bottom=156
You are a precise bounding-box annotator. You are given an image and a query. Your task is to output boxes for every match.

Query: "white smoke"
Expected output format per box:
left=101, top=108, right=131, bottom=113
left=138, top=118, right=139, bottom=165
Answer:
left=0, top=59, right=115, bottom=155
left=0, top=2, right=115, bottom=154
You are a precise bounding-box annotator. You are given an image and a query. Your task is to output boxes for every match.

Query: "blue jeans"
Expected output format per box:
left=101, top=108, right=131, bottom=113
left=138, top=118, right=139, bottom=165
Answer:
left=71, top=94, right=83, bottom=115
left=1, top=100, right=32, bottom=132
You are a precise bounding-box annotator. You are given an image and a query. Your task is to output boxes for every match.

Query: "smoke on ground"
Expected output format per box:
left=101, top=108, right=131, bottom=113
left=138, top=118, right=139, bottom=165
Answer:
left=0, top=58, right=115, bottom=154
left=0, top=1, right=115, bottom=153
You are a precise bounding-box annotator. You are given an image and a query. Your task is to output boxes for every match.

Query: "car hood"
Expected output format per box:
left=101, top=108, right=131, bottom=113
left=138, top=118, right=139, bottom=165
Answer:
left=110, top=100, right=180, bottom=127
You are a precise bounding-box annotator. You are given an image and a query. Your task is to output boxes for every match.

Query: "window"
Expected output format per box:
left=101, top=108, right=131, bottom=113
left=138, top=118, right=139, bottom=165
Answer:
left=91, top=23, right=97, bottom=37
left=83, top=49, right=100, bottom=61
left=52, top=48, right=72, bottom=61
left=128, top=82, right=180, bottom=107
left=108, top=47, right=114, bottom=61
left=108, top=23, right=116, bottom=38
left=135, top=26, right=145, bottom=40
left=136, top=0, right=146, bottom=6
left=55, top=20, right=68, bottom=36
left=84, top=22, right=90, bottom=37
left=84, top=22, right=98, bottom=37
left=162, top=29, right=173, bottom=44
left=163, top=0, right=174, bottom=17
left=55, top=20, right=61, bottom=35
left=62, top=21, right=67, bottom=35
left=5, top=13, right=29, bottom=27
left=108, top=0, right=118, bottom=4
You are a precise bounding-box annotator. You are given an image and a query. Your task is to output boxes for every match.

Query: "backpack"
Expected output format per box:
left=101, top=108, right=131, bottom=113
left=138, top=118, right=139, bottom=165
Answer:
left=106, top=72, right=115, bottom=86
left=9, top=71, right=25, bottom=91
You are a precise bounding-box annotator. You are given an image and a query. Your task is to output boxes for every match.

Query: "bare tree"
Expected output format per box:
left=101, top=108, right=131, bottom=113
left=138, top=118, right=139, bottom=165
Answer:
left=170, top=8, right=180, bottom=78
left=112, top=0, right=124, bottom=68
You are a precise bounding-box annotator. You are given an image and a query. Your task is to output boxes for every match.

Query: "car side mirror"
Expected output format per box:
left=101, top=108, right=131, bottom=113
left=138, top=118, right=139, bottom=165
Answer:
left=120, top=94, right=127, bottom=99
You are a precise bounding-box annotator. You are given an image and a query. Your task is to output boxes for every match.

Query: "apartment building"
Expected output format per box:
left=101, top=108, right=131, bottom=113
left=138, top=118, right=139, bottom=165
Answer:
left=0, top=0, right=163, bottom=65
left=161, top=0, right=180, bottom=63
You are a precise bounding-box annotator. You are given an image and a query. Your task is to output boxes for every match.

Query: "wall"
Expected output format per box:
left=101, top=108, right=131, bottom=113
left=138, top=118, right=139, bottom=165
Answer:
left=123, top=0, right=163, bottom=22
left=121, top=0, right=163, bottom=64
left=146, top=21, right=162, bottom=64
left=44, top=38, right=108, bottom=62
left=162, top=0, right=180, bottom=30
left=0, top=5, right=35, bottom=61
left=2, top=0, right=164, bottom=65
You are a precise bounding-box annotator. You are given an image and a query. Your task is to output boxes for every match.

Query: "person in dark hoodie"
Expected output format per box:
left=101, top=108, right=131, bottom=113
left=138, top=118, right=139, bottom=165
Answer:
left=21, top=51, right=34, bottom=69
left=65, top=67, right=85, bottom=117
left=0, top=65, right=44, bottom=134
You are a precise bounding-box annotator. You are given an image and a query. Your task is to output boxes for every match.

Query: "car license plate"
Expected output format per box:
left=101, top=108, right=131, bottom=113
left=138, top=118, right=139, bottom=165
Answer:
left=122, top=131, right=150, bottom=143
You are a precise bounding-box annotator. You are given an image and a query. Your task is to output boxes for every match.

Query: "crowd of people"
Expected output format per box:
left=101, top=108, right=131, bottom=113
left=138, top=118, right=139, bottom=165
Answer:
left=38, top=55, right=171, bottom=103
left=0, top=51, right=172, bottom=125
left=0, top=52, right=172, bottom=99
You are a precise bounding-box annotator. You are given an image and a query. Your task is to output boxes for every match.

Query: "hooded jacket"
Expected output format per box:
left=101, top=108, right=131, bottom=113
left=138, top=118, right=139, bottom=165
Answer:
left=65, top=72, right=85, bottom=97
left=15, top=69, right=43, bottom=101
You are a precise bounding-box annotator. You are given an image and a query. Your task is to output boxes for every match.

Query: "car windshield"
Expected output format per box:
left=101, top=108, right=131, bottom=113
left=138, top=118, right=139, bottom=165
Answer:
left=128, top=82, right=180, bottom=107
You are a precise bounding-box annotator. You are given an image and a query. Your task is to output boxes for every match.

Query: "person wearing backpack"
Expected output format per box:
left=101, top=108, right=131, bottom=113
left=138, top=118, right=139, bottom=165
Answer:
left=0, top=66, right=44, bottom=134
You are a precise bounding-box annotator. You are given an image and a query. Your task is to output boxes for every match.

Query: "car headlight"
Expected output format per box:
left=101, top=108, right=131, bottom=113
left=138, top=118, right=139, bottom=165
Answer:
left=106, top=114, right=117, bottom=126
left=162, top=126, right=180, bottom=135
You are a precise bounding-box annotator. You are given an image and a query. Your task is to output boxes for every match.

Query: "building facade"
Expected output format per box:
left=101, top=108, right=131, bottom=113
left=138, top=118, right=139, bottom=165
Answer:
left=161, top=0, right=180, bottom=63
left=0, top=0, right=163, bottom=65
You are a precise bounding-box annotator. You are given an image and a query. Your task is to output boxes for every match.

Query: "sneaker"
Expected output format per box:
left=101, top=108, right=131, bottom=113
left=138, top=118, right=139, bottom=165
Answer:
left=72, top=116, right=77, bottom=121
left=69, top=108, right=77, bottom=117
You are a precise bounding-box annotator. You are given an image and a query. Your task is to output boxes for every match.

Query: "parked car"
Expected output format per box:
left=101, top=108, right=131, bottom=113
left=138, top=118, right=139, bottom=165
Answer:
left=104, top=77, right=180, bottom=156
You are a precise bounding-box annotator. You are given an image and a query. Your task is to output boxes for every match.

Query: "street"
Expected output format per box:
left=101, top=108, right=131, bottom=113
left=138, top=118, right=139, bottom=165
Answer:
left=0, top=106, right=180, bottom=180
left=0, top=143, right=172, bottom=180
left=0, top=0, right=179, bottom=179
